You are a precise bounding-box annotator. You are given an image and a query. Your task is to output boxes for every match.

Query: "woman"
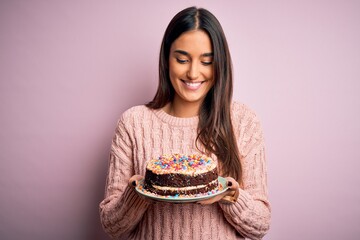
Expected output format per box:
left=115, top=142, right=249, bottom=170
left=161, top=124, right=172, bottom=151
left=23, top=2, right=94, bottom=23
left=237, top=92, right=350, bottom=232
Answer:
left=99, top=6, right=270, bottom=240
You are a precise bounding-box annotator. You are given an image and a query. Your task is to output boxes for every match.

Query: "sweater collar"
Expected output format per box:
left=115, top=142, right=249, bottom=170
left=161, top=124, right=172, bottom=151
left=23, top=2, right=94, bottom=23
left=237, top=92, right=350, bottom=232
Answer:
left=153, top=108, right=199, bottom=127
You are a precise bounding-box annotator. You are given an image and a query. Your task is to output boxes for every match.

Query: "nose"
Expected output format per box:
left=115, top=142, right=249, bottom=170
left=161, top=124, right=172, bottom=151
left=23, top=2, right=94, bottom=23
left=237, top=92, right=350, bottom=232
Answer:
left=187, top=62, right=200, bottom=80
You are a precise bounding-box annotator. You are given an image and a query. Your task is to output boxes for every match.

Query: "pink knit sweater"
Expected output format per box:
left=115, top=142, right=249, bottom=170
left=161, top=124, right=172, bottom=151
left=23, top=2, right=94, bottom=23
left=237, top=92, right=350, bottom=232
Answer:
left=99, top=102, right=271, bottom=240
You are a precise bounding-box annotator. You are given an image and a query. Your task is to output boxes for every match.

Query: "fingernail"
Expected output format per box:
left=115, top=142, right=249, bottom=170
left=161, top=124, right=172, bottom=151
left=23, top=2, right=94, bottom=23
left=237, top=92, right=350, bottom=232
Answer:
left=132, top=181, right=136, bottom=186
left=227, top=182, right=233, bottom=187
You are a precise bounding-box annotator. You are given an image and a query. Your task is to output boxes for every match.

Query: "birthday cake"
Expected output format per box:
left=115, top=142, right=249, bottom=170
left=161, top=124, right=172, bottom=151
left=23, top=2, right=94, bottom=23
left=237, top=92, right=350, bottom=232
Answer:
left=144, top=154, right=218, bottom=196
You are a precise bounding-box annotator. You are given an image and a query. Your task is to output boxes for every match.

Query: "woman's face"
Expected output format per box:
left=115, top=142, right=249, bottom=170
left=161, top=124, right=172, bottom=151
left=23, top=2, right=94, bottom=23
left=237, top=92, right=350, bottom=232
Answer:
left=169, top=30, right=214, bottom=108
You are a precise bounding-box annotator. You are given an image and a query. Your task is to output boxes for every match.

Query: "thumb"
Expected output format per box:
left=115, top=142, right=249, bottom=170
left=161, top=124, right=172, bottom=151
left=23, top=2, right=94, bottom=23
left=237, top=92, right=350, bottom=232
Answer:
left=128, top=175, right=144, bottom=188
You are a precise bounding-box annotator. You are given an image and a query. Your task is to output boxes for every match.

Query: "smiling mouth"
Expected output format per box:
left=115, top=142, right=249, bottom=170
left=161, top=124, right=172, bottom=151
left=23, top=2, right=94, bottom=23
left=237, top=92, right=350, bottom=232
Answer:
left=181, top=80, right=205, bottom=88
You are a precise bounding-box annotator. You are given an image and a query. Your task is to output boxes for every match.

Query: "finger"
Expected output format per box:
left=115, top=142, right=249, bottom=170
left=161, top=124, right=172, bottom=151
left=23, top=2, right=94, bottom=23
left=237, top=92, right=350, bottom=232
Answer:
left=225, top=177, right=240, bottom=201
left=225, top=177, right=239, bottom=191
left=128, top=175, right=144, bottom=187
left=197, top=191, right=228, bottom=205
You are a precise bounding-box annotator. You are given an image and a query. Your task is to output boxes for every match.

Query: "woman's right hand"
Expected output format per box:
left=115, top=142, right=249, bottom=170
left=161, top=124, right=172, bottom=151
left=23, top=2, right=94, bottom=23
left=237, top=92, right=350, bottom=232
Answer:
left=128, top=175, right=156, bottom=203
left=128, top=175, right=144, bottom=188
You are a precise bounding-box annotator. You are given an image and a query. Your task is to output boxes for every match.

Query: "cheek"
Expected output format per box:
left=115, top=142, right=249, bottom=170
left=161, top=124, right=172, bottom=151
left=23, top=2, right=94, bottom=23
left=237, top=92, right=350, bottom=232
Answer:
left=168, top=61, right=176, bottom=79
left=169, top=63, right=186, bottom=80
left=204, top=68, right=214, bottom=81
left=169, top=68, right=178, bottom=83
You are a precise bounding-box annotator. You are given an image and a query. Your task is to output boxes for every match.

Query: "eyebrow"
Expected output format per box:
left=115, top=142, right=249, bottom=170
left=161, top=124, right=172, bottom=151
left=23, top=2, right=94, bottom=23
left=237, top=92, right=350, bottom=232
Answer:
left=174, top=50, right=213, bottom=57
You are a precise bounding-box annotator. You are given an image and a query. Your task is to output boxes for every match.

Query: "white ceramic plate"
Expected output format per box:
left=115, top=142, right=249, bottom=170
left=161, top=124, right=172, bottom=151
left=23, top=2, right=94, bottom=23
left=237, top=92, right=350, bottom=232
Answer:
left=135, top=176, right=228, bottom=203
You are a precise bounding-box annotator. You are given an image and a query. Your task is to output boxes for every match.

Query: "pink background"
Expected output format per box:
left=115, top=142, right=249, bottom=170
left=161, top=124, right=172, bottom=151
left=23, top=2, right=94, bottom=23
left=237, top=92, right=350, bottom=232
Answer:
left=1, top=1, right=359, bottom=239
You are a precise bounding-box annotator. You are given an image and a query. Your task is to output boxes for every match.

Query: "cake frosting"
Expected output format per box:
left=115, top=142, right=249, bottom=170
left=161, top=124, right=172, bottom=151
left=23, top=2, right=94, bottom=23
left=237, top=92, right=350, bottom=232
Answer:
left=144, top=154, right=219, bottom=196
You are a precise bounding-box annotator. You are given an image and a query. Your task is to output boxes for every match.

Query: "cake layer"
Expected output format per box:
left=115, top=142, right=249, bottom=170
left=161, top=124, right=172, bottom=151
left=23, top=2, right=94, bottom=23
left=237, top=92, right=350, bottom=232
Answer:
left=144, top=168, right=218, bottom=187
left=144, top=179, right=219, bottom=196
left=143, top=154, right=219, bottom=197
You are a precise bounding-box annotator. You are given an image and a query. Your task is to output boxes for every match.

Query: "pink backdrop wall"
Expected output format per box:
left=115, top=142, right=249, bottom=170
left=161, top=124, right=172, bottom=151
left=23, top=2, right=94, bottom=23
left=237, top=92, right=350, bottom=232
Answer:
left=1, top=1, right=359, bottom=239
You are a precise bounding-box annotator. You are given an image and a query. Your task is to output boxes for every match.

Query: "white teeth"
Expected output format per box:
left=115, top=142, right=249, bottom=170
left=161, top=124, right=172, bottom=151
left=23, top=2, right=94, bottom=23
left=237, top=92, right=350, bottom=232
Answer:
left=185, top=82, right=201, bottom=87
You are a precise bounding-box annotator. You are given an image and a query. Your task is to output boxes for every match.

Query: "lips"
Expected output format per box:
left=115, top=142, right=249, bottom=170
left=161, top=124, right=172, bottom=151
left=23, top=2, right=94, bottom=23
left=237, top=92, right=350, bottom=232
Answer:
left=181, top=80, right=205, bottom=90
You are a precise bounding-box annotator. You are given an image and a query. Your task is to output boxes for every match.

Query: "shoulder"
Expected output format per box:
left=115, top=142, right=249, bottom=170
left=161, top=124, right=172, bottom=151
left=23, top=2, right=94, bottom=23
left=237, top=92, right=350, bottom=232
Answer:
left=231, top=101, right=259, bottom=123
left=231, top=101, right=264, bottom=135
left=121, top=105, right=149, bottom=118
left=117, top=105, right=153, bottom=127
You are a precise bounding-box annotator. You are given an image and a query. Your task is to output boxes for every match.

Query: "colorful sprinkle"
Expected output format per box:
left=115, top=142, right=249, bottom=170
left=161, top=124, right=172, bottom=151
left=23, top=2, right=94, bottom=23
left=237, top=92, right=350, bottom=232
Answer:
left=146, top=154, right=216, bottom=174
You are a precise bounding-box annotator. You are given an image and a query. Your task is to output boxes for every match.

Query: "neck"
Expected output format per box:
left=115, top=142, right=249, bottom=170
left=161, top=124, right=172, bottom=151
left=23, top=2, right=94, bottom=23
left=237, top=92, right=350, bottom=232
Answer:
left=163, top=100, right=202, bottom=118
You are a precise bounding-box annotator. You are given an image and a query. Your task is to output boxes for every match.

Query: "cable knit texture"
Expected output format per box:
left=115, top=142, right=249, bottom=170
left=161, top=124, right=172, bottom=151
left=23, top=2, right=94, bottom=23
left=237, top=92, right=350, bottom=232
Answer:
left=99, top=102, right=271, bottom=240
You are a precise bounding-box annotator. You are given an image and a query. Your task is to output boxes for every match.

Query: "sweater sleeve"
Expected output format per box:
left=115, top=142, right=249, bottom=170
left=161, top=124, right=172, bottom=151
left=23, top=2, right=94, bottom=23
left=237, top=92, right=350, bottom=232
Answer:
left=99, top=117, right=150, bottom=239
left=219, top=104, right=271, bottom=240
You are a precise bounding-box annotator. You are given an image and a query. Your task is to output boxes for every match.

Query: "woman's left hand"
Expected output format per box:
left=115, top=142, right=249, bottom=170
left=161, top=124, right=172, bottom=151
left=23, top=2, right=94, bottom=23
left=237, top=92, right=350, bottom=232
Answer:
left=197, top=177, right=240, bottom=205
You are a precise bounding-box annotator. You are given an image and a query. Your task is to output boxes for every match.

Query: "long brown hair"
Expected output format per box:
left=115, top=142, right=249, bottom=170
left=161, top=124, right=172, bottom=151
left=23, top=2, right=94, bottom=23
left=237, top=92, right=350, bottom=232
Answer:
left=146, top=7, right=242, bottom=183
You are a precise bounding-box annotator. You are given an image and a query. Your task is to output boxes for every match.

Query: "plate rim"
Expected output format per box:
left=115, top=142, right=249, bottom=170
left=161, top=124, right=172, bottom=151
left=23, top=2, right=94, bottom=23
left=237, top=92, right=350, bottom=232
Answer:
left=135, top=176, right=228, bottom=203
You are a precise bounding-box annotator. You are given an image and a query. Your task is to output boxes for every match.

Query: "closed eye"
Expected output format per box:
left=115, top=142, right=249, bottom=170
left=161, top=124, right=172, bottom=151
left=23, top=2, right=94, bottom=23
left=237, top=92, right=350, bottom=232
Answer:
left=201, top=61, right=213, bottom=66
left=176, top=58, right=189, bottom=64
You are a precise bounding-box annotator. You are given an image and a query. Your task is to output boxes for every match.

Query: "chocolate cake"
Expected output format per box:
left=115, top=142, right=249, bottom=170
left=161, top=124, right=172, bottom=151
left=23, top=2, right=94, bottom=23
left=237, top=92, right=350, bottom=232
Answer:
left=144, top=154, right=218, bottom=196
